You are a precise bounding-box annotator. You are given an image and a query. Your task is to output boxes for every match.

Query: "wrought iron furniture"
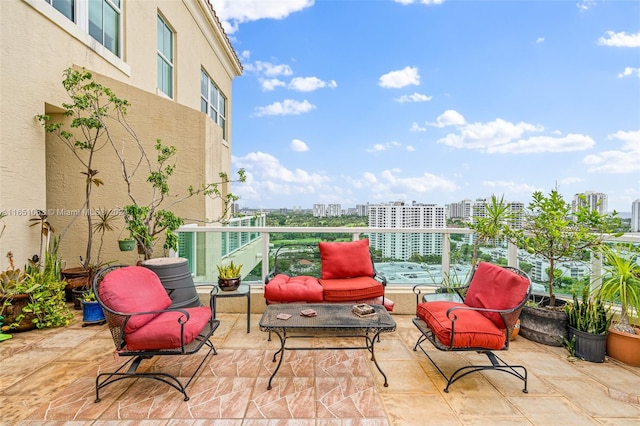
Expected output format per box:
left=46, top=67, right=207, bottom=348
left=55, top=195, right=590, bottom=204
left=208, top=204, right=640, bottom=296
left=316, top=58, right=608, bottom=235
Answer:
left=259, top=303, right=396, bottom=390
left=264, top=239, right=392, bottom=310
left=412, top=262, right=531, bottom=393
left=212, top=283, right=251, bottom=333
left=92, top=265, right=220, bottom=402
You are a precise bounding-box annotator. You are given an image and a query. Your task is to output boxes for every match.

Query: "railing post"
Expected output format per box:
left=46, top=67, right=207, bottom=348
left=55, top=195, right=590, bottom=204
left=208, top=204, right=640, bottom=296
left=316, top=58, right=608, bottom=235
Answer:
left=261, top=232, right=270, bottom=287
left=441, top=232, right=450, bottom=285
left=507, top=241, right=518, bottom=268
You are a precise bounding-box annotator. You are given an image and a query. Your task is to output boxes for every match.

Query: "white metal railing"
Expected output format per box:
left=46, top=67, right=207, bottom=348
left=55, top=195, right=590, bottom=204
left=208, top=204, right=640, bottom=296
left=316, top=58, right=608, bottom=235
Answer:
left=176, top=225, right=640, bottom=291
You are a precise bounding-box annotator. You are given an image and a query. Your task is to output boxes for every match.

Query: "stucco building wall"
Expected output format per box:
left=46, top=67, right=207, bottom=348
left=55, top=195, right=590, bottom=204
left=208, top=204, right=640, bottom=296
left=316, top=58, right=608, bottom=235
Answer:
left=0, top=0, right=241, bottom=269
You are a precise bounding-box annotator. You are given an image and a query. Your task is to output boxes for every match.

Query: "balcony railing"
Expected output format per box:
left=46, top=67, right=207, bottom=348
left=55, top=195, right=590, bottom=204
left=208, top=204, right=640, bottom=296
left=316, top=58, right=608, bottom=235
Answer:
left=176, top=224, right=640, bottom=297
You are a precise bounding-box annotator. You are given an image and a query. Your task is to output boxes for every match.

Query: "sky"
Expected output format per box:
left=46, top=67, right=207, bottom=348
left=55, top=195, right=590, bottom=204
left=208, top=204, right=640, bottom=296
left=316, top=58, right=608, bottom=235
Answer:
left=212, top=0, right=640, bottom=213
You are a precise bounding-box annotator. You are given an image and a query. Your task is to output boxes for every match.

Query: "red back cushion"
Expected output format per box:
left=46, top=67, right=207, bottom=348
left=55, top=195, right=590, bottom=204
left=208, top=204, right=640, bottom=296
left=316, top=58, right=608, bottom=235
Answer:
left=464, top=262, right=530, bottom=328
left=319, top=239, right=374, bottom=279
left=98, top=266, right=172, bottom=334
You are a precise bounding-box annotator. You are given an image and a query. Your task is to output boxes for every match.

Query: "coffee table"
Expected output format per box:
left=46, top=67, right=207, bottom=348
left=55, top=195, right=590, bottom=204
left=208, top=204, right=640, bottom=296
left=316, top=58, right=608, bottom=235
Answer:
left=259, top=303, right=396, bottom=390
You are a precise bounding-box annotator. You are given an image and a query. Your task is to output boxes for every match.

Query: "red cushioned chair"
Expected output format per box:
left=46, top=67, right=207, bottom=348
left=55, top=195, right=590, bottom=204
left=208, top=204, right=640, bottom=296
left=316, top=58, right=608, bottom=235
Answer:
left=412, top=262, right=531, bottom=393
left=92, top=265, right=220, bottom=402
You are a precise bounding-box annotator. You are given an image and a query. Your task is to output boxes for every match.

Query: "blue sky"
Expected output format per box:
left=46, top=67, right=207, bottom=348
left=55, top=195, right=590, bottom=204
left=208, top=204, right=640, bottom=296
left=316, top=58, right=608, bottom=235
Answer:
left=212, top=0, right=640, bottom=213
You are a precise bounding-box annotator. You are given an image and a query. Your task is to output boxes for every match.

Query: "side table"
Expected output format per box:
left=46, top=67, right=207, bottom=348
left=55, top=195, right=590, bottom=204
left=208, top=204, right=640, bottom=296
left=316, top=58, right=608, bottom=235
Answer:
left=212, top=283, right=251, bottom=333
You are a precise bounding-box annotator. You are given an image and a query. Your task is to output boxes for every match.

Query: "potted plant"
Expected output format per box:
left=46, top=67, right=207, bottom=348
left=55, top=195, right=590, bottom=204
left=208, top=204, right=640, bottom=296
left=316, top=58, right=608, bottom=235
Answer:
left=468, top=194, right=517, bottom=268
left=516, top=189, right=621, bottom=346
left=217, top=261, right=242, bottom=291
left=564, top=286, right=611, bottom=362
left=118, top=238, right=135, bottom=252
left=81, top=289, right=106, bottom=326
left=0, top=240, right=74, bottom=332
left=595, top=244, right=640, bottom=366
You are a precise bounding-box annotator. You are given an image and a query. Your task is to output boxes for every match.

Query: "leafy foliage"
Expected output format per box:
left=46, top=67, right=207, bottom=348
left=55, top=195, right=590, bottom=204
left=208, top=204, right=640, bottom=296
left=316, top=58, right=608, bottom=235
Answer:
left=518, top=189, right=621, bottom=306
left=564, top=286, right=611, bottom=334
left=217, top=261, right=243, bottom=279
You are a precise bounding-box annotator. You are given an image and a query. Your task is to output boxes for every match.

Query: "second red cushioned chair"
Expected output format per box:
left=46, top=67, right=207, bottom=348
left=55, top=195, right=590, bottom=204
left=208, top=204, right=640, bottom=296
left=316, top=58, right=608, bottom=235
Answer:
left=413, top=262, right=531, bottom=393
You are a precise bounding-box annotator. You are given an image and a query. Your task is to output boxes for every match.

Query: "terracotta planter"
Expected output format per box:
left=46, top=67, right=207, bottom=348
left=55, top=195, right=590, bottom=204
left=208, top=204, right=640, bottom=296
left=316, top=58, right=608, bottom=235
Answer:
left=606, top=325, right=640, bottom=367
left=0, top=293, right=37, bottom=332
left=61, top=267, right=90, bottom=302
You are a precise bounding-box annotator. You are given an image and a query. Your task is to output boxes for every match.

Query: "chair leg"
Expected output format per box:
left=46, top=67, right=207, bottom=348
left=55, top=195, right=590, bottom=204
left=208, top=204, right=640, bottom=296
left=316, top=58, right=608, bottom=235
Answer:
left=95, top=341, right=218, bottom=403
left=414, top=340, right=528, bottom=393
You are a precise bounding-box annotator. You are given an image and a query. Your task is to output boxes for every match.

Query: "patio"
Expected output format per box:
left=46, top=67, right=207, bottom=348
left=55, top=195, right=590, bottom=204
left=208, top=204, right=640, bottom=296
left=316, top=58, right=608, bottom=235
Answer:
left=2, top=309, right=640, bottom=425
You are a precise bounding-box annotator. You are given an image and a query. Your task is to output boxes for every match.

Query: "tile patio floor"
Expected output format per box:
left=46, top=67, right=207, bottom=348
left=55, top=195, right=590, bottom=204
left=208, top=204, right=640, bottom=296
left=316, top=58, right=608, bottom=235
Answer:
left=2, top=309, right=640, bottom=425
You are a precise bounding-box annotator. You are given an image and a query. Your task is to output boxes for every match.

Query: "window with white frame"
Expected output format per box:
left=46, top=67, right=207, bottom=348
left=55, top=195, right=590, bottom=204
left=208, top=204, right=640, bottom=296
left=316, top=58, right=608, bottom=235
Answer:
left=200, top=70, right=227, bottom=140
left=157, top=15, right=174, bottom=98
left=46, top=0, right=74, bottom=21
left=45, top=0, right=121, bottom=57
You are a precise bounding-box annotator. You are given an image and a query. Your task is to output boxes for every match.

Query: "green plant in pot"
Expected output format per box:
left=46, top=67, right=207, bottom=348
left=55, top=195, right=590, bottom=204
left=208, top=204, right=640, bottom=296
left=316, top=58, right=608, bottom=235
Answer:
left=564, top=286, right=611, bottom=362
left=80, top=289, right=106, bottom=326
left=516, top=189, right=621, bottom=346
left=0, top=240, right=74, bottom=332
left=217, top=261, right=242, bottom=292
left=595, top=243, right=640, bottom=366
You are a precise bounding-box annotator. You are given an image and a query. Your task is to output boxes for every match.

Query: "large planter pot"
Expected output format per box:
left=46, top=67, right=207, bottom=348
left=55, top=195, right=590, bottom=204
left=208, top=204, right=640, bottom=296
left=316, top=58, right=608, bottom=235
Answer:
left=218, top=277, right=241, bottom=292
left=142, top=257, right=201, bottom=308
left=61, top=267, right=90, bottom=302
left=0, top=293, right=37, bottom=332
left=568, top=326, right=608, bottom=363
left=519, top=298, right=568, bottom=347
left=606, top=325, right=640, bottom=367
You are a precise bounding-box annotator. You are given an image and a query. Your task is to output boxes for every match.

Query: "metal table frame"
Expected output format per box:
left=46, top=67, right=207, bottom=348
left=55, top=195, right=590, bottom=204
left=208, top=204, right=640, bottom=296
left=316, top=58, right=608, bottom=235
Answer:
left=212, top=283, right=251, bottom=333
left=259, top=303, right=396, bottom=390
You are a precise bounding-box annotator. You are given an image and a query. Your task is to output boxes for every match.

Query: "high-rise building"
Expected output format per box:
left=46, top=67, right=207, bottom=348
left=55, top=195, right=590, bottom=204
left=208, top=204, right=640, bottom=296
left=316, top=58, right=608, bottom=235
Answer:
left=368, top=201, right=445, bottom=260
left=447, top=199, right=473, bottom=222
left=356, top=204, right=369, bottom=217
left=313, top=204, right=327, bottom=217
left=632, top=199, right=640, bottom=232
left=572, top=191, right=608, bottom=215
left=327, top=204, right=342, bottom=217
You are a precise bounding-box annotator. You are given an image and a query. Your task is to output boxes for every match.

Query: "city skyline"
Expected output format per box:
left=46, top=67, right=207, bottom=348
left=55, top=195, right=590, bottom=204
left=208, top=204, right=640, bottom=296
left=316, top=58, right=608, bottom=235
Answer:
left=213, top=1, right=640, bottom=212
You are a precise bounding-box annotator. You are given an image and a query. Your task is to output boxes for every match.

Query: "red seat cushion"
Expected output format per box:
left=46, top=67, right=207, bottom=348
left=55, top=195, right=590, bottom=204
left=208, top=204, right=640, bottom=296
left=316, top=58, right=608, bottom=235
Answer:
left=417, top=301, right=506, bottom=350
left=125, top=306, right=212, bottom=350
left=320, top=276, right=384, bottom=302
left=319, top=239, right=374, bottom=279
left=464, top=262, right=530, bottom=328
left=264, top=274, right=324, bottom=303
left=98, top=266, right=172, bottom=334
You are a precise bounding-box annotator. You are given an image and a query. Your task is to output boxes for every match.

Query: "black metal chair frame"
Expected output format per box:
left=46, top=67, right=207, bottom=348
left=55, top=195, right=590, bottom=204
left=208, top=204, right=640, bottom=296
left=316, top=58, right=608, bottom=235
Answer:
left=412, top=264, right=531, bottom=393
left=92, top=265, right=220, bottom=402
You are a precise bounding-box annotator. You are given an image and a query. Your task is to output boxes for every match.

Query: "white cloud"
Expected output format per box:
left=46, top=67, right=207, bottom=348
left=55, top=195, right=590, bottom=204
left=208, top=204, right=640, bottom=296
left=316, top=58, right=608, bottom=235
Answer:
left=366, top=141, right=401, bottom=153
left=260, top=78, right=286, bottom=91
left=212, top=0, right=315, bottom=34
left=597, top=31, right=640, bottom=48
left=618, top=67, right=640, bottom=78
left=487, top=134, right=595, bottom=154
left=558, top=177, right=584, bottom=185
left=406, top=145, right=416, bottom=152
left=433, top=114, right=596, bottom=154
left=583, top=130, right=640, bottom=173
left=429, top=109, right=466, bottom=128
left=291, top=139, right=309, bottom=152
left=254, top=99, right=316, bottom=116
left=394, top=0, right=445, bottom=4
left=378, top=66, right=420, bottom=88
left=288, top=77, right=337, bottom=92
left=395, top=92, right=432, bottom=103
left=379, top=169, right=458, bottom=193
left=535, top=37, right=545, bottom=44
left=244, top=61, right=293, bottom=77
left=232, top=151, right=329, bottom=202
left=410, top=122, right=426, bottom=132
left=482, top=180, right=541, bottom=194
left=576, top=0, right=597, bottom=12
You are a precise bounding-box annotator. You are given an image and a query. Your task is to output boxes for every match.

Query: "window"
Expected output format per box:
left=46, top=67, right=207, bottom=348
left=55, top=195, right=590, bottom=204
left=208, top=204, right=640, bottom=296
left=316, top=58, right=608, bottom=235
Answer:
left=157, top=15, right=174, bottom=98
left=46, top=0, right=74, bottom=21
left=200, top=70, right=227, bottom=140
left=45, top=0, right=121, bottom=57
left=89, top=0, right=121, bottom=56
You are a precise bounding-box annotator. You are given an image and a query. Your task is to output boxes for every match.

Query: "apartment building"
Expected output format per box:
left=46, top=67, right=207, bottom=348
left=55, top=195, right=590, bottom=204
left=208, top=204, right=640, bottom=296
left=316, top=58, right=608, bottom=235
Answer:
left=0, top=0, right=242, bottom=269
left=572, top=191, right=608, bottom=215
left=368, top=201, right=445, bottom=260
